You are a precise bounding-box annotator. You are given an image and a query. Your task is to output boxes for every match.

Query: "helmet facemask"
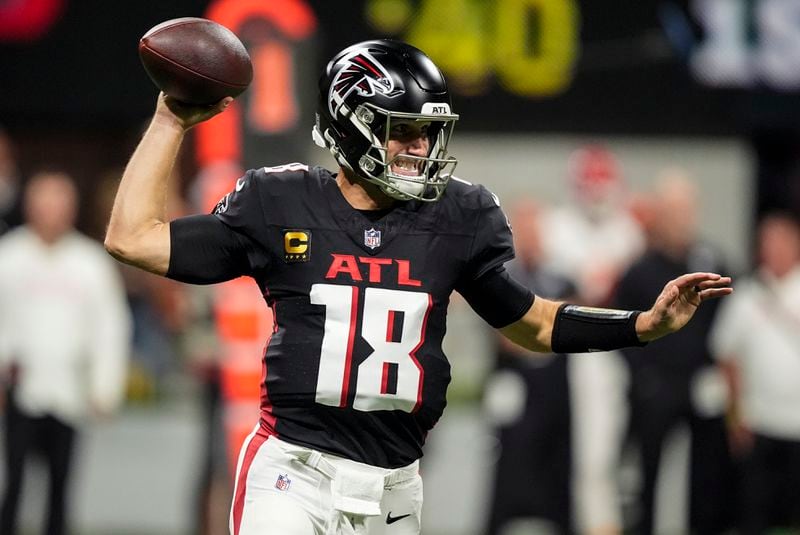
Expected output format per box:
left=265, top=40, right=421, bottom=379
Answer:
left=314, top=101, right=458, bottom=202
left=358, top=103, right=458, bottom=201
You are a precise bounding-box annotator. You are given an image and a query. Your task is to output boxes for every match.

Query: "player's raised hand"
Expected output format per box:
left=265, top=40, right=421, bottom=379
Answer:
left=636, top=272, right=732, bottom=342
left=155, top=92, right=233, bottom=131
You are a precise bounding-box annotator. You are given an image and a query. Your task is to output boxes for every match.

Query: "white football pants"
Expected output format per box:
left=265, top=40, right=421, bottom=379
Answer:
left=230, top=428, right=423, bottom=535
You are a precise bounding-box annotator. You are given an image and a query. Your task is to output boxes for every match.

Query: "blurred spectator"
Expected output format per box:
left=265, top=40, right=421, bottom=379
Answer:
left=709, top=212, right=800, bottom=534
left=483, top=198, right=576, bottom=535
left=540, top=145, right=645, bottom=535
left=0, top=171, right=131, bottom=535
left=615, top=170, right=734, bottom=534
left=541, top=145, right=645, bottom=305
left=0, top=128, right=22, bottom=235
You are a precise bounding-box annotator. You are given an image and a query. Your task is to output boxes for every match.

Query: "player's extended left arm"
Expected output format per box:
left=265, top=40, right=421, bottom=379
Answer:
left=500, top=272, right=732, bottom=353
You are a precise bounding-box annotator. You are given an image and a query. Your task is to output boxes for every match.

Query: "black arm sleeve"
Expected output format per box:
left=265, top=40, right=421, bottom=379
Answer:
left=166, top=214, right=263, bottom=285
left=551, top=304, right=647, bottom=353
left=458, top=265, right=535, bottom=328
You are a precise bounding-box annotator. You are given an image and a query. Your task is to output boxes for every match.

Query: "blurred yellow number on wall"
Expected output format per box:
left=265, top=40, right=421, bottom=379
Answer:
left=494, top=0, right=578, bottom=96
left=366, top=0, right=579, bottom=97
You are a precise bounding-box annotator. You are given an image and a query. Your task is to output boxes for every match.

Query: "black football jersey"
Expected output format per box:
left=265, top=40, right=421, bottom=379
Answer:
left=209, top=163, right=513, bottom=468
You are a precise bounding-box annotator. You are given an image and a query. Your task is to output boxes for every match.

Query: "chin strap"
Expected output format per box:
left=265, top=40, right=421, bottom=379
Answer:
left=311, top=124, right=326, bottom=148
left=312, top=125, right=355, bottom=174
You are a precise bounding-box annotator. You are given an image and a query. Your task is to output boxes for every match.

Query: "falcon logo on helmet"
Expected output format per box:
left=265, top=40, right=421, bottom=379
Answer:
left=328, top=51, right=404, bottom=117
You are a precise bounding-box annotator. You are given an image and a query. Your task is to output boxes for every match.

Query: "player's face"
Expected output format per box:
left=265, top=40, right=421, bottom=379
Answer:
left=386, top=120, right=430, bottom=178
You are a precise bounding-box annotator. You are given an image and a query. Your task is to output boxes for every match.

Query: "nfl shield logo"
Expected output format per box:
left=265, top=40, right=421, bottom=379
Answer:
left=275, top=474, right=291, bottom=491
left=364, top=228, right=381, bottom=249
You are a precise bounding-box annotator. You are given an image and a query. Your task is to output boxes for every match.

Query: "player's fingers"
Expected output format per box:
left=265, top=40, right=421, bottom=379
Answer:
left=693, top=277, right=732, bottom=292
left=698, top=287, right=734, bottom=301
left=214, top=96, right=234, bottom=113
left=672, top=272, right=723, bottom=289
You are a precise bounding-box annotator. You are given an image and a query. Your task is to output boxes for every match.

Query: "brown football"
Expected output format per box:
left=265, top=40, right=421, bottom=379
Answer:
left=138, top=17, right=253, bottom=105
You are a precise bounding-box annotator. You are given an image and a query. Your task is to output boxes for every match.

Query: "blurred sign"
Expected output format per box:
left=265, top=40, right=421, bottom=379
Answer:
left=197, top=0, right=318, bottom=169
left=365, top=0, right=580, bottom=98
left=0, top=0, right=797, bottom=134
left=688, top=0, right=800, bottom=91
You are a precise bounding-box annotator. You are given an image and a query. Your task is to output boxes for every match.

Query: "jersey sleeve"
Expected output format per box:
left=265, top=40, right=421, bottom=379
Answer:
left=458, top=265, right=535, bottom=328
left=463, top=186, right=515, bottom=281
left=212, top=169, right=266, bottom=234
left=167, top=169, right=271, bottom=284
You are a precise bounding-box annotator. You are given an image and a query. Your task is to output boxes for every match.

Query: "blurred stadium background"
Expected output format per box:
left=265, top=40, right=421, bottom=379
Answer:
left=0, top=0, right=798, bottom=533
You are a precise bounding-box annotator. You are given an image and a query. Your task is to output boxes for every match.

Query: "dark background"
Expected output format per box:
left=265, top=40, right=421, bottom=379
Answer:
left=1, top=0, right=799, bottom=217
left=1, top=0, right=798, bottom=134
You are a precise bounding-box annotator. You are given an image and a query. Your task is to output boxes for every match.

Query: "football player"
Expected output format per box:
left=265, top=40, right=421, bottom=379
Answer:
left=105, top=40, right=731, bottom=535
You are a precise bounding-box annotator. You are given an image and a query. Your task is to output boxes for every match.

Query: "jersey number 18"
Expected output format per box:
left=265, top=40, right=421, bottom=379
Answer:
left=310, top=284, right=432, bottom=413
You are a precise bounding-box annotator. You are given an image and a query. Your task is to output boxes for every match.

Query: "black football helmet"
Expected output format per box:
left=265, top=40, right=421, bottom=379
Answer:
left=313, top=39, right=459, bottom=202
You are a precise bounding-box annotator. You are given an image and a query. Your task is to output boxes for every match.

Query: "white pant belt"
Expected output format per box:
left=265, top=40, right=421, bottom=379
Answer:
left=284, top=445, right=417, bottom=488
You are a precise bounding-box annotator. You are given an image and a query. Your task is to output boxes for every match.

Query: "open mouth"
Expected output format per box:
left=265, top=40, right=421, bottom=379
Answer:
left=390, top=156, right=423, bottom=177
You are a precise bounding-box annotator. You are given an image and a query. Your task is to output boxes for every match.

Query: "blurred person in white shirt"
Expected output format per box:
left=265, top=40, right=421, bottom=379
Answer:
left=710, top=212, right=800, bottom=534
left=541, top=145, right=645, bottom=306
left=0, top=171, right=132, bottom=535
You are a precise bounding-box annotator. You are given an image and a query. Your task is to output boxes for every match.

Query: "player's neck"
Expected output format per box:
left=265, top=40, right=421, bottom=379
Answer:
left=336, top=168, right=396, bottom=210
